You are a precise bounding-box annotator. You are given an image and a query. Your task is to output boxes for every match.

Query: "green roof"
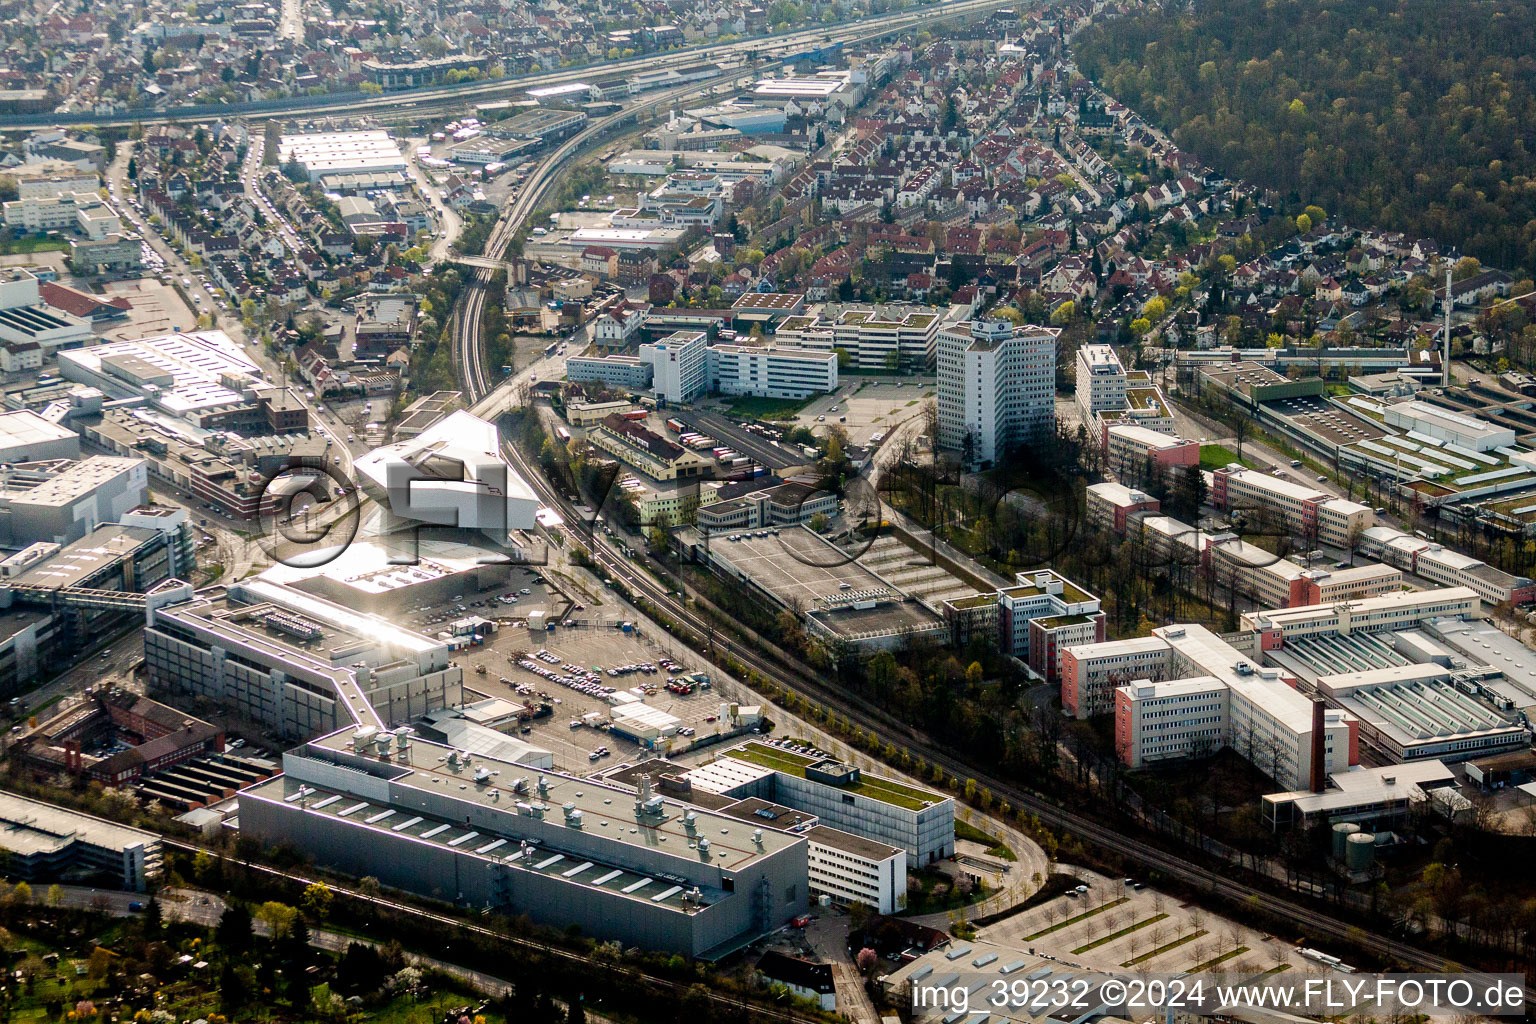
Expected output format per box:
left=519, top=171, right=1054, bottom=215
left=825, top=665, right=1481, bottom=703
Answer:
left=1036, top=613, right=1098, bottom=629
left=726, top=743, right=942, bottom=811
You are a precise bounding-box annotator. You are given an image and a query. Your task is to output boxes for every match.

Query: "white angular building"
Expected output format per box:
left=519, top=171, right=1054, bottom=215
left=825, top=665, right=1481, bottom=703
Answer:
left=354, top=409, right=539, bottom=543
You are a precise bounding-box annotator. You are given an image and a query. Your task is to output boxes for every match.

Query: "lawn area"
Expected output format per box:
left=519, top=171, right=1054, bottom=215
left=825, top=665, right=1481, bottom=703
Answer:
left=1190, top=947, right=1248, bottom=972
left=722, top=394, right=815, bottom=421
left=1121, top=928, right=1206, bottom=967
left=1198, top=443, right=1259, bottom=471
left=954, top=819, right=1015, bottom=861
left=0, top=236, right=70, bottom=256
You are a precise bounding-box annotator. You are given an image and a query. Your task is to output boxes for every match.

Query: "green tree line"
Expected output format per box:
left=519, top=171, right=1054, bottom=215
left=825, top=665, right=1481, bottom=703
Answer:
left=1074, top=0, right=1536, bottom=276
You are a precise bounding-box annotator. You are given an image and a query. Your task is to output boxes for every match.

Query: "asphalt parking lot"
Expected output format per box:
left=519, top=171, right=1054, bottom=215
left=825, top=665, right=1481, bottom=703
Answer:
left=392, top=565, right=559, bottom=634
left=979, top=869, right=1309, bottom=974
left=459, top=623, right=750, bottom=773
left=792, top=379, right=935, bottom=445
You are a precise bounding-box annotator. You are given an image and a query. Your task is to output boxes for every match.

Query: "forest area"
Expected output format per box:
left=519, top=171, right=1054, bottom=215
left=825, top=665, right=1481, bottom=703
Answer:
left=1073, top=0, right=1536, bottom=277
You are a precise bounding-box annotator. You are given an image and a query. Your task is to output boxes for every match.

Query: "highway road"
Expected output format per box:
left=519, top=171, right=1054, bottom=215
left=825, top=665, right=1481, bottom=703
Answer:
left=416, top=0, right=1511, bottom=987
left=0, top=0, right=1020, bottom=130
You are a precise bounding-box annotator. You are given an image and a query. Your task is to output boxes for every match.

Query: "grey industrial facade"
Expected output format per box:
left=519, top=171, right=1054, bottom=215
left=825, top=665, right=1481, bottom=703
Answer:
left=145, top=578, right=462, bottom=742
left=239, top=731, right=808, bottom=955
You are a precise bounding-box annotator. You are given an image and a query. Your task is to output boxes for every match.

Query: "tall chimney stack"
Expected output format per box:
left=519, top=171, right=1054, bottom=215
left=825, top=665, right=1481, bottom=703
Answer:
left=1310, top=699, right=1327, bottom=793
left=1443, top=260, right=1452, bottom=388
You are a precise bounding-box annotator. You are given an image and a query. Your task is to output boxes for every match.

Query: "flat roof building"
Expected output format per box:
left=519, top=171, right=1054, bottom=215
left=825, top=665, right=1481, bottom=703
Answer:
left=706, top=343, right=838, bottom=400
left=1314, top=663, right=1526, bottom=763
left=700, top=527, right=946, bottom=650
left=773, top=302, right=951, bottom=370
left=276, top=130, right=407, bottom=182
left=0, top=791, right=161, bottom=890
left=0, top=409, right=79, bottom=462
left=1382, top=400, right=1516, bottom=452
left=59, top=330, right=265, bottom=422
left=1209, top=465, right=1372, bottom=549
left=0, top=457, right=147, bottom=547
left=238, top=732, right=808, bottom=955
left=1263, top=760, right=1458, bottom=830
left=687, top=742, right=954, bottom=868
left=937, top=320, right=1058, bottom=470
left=1110, top=624, right=1356, bottom=790
left=1240, top=586, right=1481, bottom=642
left=1075, top=343, right=1127, bottom=422
left=146, top=579, right=463, bottom=743
left=1104, top=424, right=1199, bottom=480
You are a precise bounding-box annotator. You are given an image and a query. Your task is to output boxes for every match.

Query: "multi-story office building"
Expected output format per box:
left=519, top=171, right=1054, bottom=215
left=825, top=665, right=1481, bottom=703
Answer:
left=1359, top=525, right=1535, bottom=606
left=936, top=320, right=1058, bottom=468
left=566, top=353, right=654, bottom=392
left=804, top=826, right=905, bottom=915
left=0, top=791, right=161, bottom=890
left=772, top=303, right=950, bottom=370
left=695, top=481, right=839, bottom=533
left=940, top=570, right=1104, bottom=684
left=1075, top=344, right=1127, bottom=423
left=145, top=578, right=463, bottom=743
left=569, top=341, right=838, bottom=402
left=685, top=743, right=954, bottom=868
left=238, top=733, right=808, bottom=955
left=639, top=330, right=709, bottom=404
left=706, top=344, right=838, bottom=399
left=1111, top=624, right=1355, bottom=790
left=1104, top=425, right=1199, bottom=480
left=1209, top=466, right=1372, bottom=549
left=1114, top=676, right=1230, bottom=768
left=2, top=192, right=112, bottom=235
left=1084, top=481, right=1162, bottom=533
left=1060, top=635, right=1173, bottom=719
left=1238, top=586, right=1481, bottom=643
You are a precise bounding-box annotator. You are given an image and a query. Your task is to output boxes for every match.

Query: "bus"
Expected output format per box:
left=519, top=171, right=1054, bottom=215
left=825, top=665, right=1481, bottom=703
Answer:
left=555, top=426, right=571, bottom=441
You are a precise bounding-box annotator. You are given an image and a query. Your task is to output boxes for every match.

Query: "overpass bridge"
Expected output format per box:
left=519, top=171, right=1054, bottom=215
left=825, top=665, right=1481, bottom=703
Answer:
left=448, top=255, right=519, bottom=273
left=0, top=577, right=196, bottom=615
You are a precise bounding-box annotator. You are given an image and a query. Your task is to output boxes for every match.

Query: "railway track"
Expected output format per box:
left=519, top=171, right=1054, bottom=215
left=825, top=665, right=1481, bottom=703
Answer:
left=487, top=412, right=1495, bottom=981
left=160, top=839, right=820, bottom=1024
left=503, top=450, right=1491, bottom=979
left=0, top=0, right=1020, bottom=130
left=441, top=0, right=1514, bottom=990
